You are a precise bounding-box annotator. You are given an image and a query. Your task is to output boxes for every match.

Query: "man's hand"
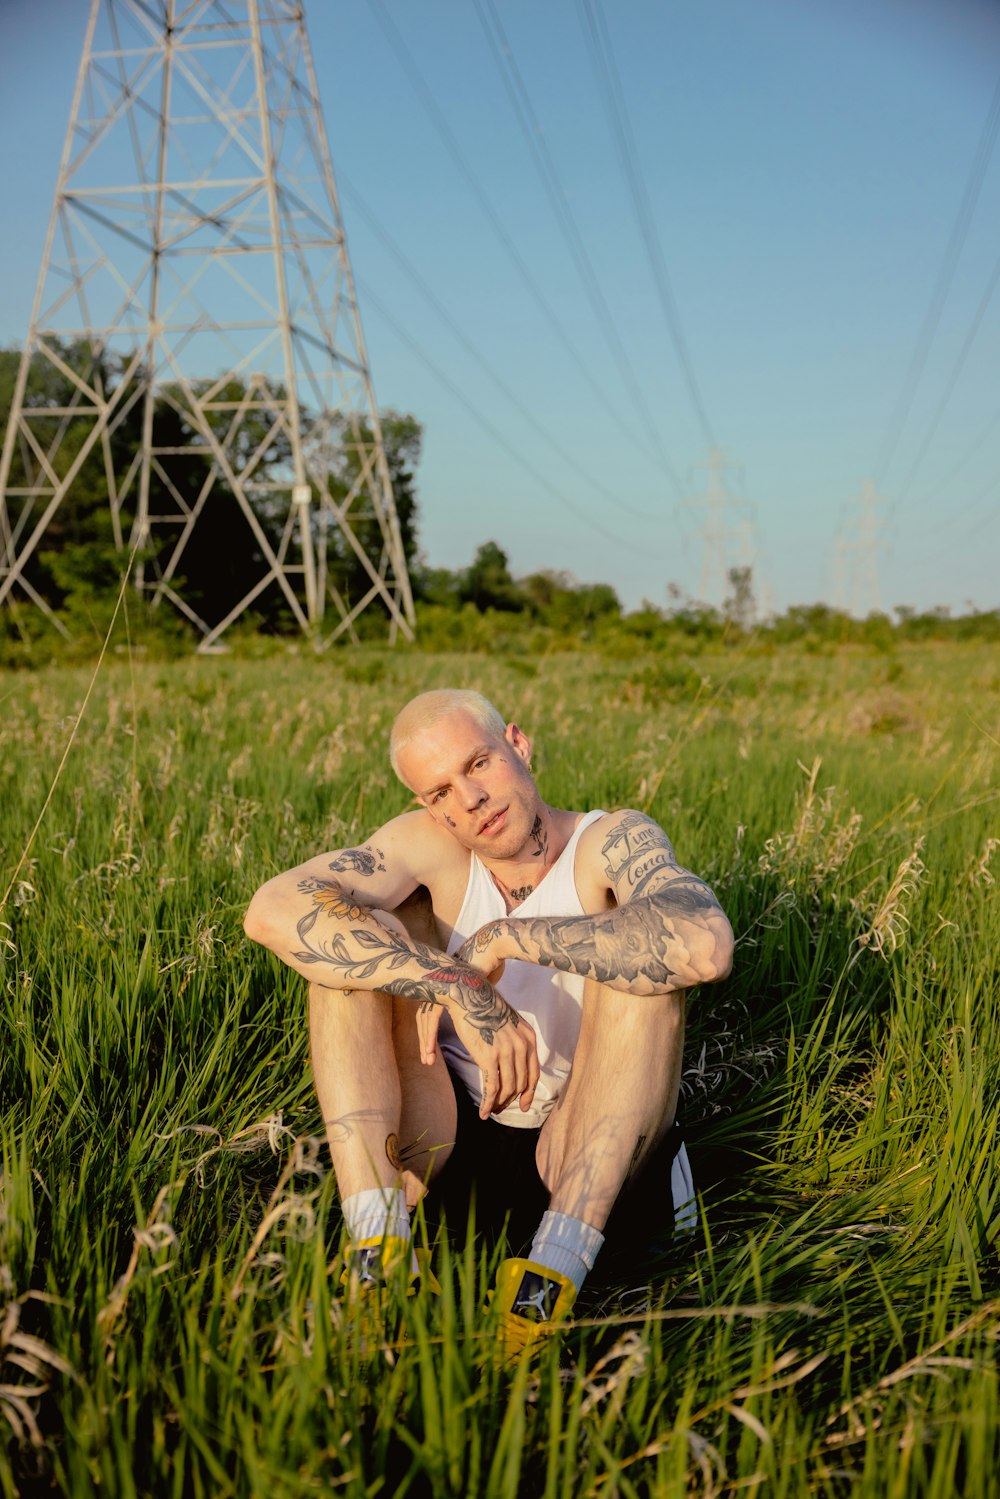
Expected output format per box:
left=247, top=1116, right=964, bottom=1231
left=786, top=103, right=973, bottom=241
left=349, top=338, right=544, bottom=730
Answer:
left=414, top=967, right=537, bottom=1118
left=450, top=992, right=539, bottom=1119
left=448, top=924, right=540, bottom=1115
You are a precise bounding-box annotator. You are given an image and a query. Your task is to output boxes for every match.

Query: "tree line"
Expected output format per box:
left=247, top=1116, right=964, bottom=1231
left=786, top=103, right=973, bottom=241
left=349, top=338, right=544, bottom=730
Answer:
left=0, top=341, right=420, bottom=641
left=1, top=341, right=997, bottom=659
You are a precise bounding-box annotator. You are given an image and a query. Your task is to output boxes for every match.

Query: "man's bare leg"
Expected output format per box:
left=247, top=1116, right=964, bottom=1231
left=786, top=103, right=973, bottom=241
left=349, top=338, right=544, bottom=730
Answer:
left=309, top=888, right=457, bottom=1209
left=309, top=982, right=397, bottom=1197
left=535, top=980, right=687, bottom=1231
left=393, top=998, right=458, bottom=1202
left=492, top=983, right=686, bottom=1349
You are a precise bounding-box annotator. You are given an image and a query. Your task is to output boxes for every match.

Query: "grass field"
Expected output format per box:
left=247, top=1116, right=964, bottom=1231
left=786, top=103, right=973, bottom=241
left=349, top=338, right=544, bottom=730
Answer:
left=2, top=638, right=999, bottom=1496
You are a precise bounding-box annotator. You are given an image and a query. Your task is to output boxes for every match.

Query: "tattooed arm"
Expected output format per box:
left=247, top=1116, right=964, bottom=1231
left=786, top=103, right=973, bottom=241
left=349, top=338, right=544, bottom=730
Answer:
left=456, top=810, right=733, bottom=996
left=244, top=819, right=539, bottom=1115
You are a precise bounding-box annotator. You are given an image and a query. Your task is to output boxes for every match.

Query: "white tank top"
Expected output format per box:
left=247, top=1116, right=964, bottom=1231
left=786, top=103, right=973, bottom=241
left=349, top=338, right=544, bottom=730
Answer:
left=443, top=809, right=606, bottom=1128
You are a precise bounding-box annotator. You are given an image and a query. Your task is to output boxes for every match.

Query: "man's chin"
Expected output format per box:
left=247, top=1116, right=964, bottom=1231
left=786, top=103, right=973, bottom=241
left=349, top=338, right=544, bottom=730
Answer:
left=477, top=822, right=532, bottom=862
left=453, top=828, right=520, bottom=859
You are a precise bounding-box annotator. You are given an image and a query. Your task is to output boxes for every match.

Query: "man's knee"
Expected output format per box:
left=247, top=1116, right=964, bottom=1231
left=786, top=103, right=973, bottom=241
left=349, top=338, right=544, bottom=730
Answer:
left=385, top=884, right=442, bottom=948
left=577, top=984, right=687, bottom=1069
left=580, top=975, right=686, bottom=1015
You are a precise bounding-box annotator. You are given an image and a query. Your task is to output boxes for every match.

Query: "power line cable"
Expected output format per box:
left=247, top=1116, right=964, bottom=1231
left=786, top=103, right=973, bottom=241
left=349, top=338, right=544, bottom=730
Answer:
left=364, top=0, right=672, bottom=480
left=471, top=0, right=682, bottom=497
left=911, top=402, right=1000, bottom=512
left=342, top=175, right=664, bottom=523
left=354, top=273, right=645, bottom=554
left=908, top=469, right=999, bottom=539
left=577, top=0, right=717, bottom=450
left=873, top=67, right=1000, bottom=488
left=906, top=474, right=999, bottom=563
left=893, top=242, right=1000, bottom=509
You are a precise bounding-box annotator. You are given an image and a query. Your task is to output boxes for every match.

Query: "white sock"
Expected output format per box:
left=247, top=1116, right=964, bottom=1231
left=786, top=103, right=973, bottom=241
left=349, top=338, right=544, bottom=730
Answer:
left=342, top=1186, right=410, bottom=1245
left=528, top=1210, right=605, bottom=1294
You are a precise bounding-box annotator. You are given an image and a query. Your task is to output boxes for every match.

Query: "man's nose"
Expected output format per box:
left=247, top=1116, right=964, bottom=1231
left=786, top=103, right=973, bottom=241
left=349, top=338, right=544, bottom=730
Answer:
left=456, top=776, right=487, bottom=811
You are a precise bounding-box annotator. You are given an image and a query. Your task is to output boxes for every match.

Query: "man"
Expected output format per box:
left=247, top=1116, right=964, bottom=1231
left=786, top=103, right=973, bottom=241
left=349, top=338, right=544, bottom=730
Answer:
left=244, top=688, right=733, bottom=1352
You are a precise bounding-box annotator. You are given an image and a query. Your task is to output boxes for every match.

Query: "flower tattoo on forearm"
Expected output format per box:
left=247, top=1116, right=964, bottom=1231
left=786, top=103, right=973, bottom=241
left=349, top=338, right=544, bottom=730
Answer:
left=293, top=876, right=516, bottom=1043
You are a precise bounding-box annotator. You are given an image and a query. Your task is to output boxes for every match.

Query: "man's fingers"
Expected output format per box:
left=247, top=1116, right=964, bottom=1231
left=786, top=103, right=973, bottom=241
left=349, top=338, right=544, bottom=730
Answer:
left=520, top=1034, right=541, bottom=1112
left=479, top=1065, right=500, bottom=1120
left=490, top=1029, right=540, bottom=1116
left=511, top=1038, right=529, bottom=1104
left=417, top=1004, right=442, bottom=1066
left=494, top=1067, right=518, bottom=1115
left=458, top=1006, right=536, bottom=1115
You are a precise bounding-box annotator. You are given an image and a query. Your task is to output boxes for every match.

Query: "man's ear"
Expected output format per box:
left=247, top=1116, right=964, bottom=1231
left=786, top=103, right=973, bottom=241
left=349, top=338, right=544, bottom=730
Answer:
left=505, top=722, right=533, bottom=766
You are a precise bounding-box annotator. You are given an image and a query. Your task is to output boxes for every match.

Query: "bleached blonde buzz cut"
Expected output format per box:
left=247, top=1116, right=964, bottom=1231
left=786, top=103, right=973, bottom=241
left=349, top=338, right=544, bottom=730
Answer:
left=389, top=689, right=507, bottom=785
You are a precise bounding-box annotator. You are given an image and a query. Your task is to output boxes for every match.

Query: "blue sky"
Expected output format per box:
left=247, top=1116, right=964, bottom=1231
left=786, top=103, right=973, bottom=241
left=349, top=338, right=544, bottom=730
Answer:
left=1, top=0, right=999, bottom=615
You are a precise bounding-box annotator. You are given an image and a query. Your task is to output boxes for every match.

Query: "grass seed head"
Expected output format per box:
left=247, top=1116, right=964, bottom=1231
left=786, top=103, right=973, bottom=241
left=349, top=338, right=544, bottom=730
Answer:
left=852, top=837, right=927, bottom=959
left=964, top=837, right=999, bottom=888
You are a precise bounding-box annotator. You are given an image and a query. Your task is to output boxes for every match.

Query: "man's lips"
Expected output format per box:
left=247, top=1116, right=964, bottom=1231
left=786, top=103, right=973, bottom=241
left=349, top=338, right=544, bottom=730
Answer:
left=478, top=807, right=508, bottom=836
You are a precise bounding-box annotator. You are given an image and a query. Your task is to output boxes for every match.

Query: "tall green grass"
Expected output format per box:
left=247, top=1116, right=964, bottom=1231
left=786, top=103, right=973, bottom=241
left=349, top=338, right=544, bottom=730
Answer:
left=1, top=640, right=998, bottom=1495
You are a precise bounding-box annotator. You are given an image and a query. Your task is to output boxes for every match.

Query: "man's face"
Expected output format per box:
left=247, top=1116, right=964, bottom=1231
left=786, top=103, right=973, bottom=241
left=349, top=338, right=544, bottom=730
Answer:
left=397, top=710, right=541, bottom=860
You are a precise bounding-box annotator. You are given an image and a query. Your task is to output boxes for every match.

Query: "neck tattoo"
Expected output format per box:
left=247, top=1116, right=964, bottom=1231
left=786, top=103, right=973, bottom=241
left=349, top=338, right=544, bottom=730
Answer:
left=487, top=813, right=552, bottom=911
left=489, top=869, right=537, bottom=911
left=529, top=814, right=549, bottom=860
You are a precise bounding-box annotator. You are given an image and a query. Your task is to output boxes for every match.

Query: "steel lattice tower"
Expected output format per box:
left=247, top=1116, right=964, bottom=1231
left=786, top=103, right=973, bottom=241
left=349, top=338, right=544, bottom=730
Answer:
left=684, top=447, right=765, bottom=613
left=833, top=478, right=885, bottom=616
left=0, top=0, right=414, bottom=648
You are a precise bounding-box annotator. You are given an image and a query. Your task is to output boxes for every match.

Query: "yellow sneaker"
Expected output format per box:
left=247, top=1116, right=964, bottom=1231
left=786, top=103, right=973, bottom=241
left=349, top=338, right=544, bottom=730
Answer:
left=492, top=1257, right=576, bottom=1361
left=342, top=1237, right=442, bottom=1293
left=338, top=1236, right=441, bottom=1356
left=342, top=1234, right=414, bottom=1291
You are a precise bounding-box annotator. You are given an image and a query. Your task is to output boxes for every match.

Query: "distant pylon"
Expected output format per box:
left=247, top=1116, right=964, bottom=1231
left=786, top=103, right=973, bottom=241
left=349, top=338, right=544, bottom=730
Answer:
left=835, top=478, right=886, bottom=616
left=0, top=0, right=414, bottom=649
left=684, top=446, right=769, bottom=615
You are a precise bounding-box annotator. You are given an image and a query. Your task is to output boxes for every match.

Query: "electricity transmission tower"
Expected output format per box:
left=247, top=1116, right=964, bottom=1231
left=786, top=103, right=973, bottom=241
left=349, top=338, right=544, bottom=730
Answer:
left=834, top=478, right=885, bottom=616
left=0, top=0, right=414, bottom=648
left=684, top=447, right=767, bottom=615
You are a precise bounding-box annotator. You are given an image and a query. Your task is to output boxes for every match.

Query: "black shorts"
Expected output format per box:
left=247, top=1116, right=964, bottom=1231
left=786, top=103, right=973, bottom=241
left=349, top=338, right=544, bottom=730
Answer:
left=425, top=1073, right=692, bottom=1268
